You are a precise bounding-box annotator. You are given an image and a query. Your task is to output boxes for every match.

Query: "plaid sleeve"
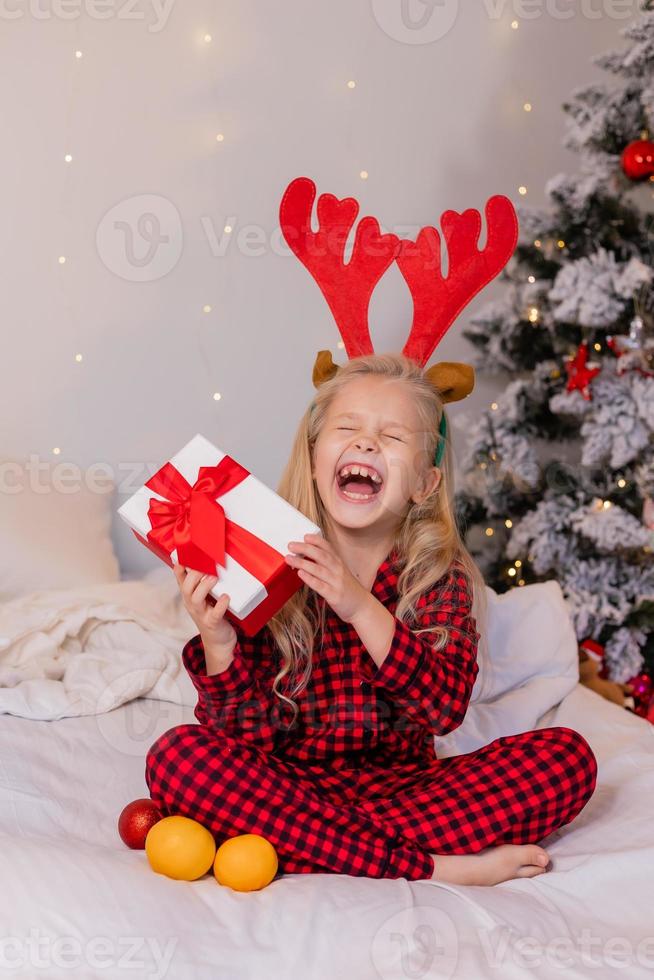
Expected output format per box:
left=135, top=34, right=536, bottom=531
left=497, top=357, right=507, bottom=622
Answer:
left=182, top=630, right=281, bottom=752
left=366, top=563, right=480, bottom=737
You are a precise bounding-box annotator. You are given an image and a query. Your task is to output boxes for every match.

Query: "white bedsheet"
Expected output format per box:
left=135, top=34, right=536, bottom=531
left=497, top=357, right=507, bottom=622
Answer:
left=0, top=682, right=652, bottom=980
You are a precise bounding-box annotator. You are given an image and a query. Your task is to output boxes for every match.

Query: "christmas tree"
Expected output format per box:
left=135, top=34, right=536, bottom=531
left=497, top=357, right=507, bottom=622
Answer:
left=455, top=3, right=654, bottom=708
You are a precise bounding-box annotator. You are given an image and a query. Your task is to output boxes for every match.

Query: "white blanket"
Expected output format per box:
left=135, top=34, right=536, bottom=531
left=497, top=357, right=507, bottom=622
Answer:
left=0, top=569, right=197, bottom=720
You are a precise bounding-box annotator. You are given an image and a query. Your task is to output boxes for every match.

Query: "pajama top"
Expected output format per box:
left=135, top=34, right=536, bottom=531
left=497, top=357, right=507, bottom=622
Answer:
left=182, top=551, right=481, bottom=776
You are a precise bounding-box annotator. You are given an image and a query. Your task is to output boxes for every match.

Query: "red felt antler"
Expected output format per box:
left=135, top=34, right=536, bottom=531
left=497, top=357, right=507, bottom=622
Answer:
left=397, top=195, right=519, bottom=366
left=279, top=177, right=401, bottom=358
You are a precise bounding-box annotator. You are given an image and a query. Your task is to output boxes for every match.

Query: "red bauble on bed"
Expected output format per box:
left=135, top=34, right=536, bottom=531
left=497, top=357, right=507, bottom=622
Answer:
left=118, top=798, right=163, bottom=849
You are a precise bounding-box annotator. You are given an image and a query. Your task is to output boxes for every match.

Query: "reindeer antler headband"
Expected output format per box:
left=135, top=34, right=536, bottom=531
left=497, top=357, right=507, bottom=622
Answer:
left=279, top=176, right=519, bottom=467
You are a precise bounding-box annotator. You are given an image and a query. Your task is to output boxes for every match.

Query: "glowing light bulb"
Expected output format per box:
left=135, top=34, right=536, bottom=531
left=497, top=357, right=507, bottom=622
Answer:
left=518, top=578, right=525, bottom=586
left=518, top=185, right=527, bottom=196
left=508, top=567, right=517, bottom=577
left=203, top=305, right=212, bottom=313
left=75, top=50, right=83, bottom=59
left=224, top=224, right=232, bottom=234
left=528, top=275, right=535, bottom=283
left=479, top=462, right=487, bottom=470
left=505, top=519, right=513, bottom=528
left=213, top=392, right=222, bottom=401
left=534, top=239, right=541, bottom=248
left=485, top=527, right=494, bottom=537
left=511, top=20, right=519, bottom=29
left=64, top=154, right=73, bottom=162
left=359, top=170, right=369, bottom=180
left=528, top=307, right=539, bottom=323
left=617, top=478, right=626, bottom=488
left=603, top=500, right=612, bottom=510
left=557, top=240, right=565, bottom=248
left=594, top=342, right=601, bottom=351
left=58, top=256, right=66, bottom=264
left=491, top=402, right=498, bottom=410
left=53, top=447, right=61, bottom=455
left=515, top=559, right=522, bottom=568
left=347, top=80, right=356, bottom=89
left=204, top=33, right=212, bottom=43
left=216, top=133, right=225, bottom=142
left=523, top=102, right=532, bottom=112
left=74, top=353, right=83, bottom=362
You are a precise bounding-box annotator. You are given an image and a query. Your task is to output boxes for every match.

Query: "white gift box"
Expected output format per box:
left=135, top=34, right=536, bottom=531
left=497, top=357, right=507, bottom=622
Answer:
left=118, top=433, right=321, bottom=635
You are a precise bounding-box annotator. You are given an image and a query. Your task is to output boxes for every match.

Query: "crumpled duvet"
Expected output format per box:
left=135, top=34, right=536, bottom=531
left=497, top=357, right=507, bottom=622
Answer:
left=0, top=568, right=197, bottom=720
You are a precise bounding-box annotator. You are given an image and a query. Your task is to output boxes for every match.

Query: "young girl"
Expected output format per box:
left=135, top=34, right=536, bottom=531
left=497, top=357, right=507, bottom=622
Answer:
left=145, top=352, right=598, bottom=884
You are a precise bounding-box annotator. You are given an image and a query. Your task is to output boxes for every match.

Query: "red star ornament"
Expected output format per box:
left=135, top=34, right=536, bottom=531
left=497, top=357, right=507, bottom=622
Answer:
left=565, top=342, right=601, bottom=400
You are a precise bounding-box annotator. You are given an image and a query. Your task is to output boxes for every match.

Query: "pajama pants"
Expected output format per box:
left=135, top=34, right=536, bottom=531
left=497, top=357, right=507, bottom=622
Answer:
left=145, top=723, right=597, bottom=881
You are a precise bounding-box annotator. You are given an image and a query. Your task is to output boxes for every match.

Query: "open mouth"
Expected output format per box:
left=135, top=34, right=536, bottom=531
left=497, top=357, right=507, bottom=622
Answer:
left=334, top=463, right=384, bottom=503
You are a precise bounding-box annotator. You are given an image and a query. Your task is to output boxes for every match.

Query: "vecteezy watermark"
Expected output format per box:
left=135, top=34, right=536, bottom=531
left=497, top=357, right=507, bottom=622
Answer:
left=0, top=0, right=176, bottom=32
left=369, top=915, right=654, bottom=979
left=370, top=0, right=639, bottom=45
left=0, top=455, right=162, bottom=497
left=96, top=194, right=183, bottom=282
left=371, top=906, right=459, bottom=980
left=478, top=926, right=654, bottom=970
left=0, top=930, right=178, bottom=979
left=95, top=192, right=429, bottom=282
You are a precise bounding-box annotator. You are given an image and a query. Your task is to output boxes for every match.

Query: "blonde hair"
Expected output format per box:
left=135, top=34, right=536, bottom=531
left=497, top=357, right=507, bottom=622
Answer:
left=267, top=351, right=491, bottom=727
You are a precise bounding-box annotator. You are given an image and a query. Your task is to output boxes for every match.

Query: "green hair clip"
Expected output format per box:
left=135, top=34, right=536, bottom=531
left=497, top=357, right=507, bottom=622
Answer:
left=434, top=412, right=447, bottom=468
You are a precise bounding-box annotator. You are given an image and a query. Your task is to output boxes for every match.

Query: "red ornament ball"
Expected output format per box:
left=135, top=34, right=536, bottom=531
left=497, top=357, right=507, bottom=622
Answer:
left=621, top=139, right=654, bottom=181
left=118, top=798, right=163, bottom=849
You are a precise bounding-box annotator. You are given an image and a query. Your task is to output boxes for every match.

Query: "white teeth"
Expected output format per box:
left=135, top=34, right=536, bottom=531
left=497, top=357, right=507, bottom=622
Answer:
left=337, top=464, right=383, bottom=483
left=341, top=488, right=373, bottom=500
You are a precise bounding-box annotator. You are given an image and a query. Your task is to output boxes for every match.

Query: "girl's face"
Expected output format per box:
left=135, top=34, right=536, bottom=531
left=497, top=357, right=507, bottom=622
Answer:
left=311, top=375, right=441, bottom=533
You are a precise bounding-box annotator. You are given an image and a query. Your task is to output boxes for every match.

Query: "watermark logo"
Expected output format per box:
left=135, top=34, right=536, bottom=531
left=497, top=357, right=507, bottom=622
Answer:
left=371, top=0, right=459, bottom=44
left=371, top=906, right=458, bottom=979
left=96, top=194, right=183, bottom=282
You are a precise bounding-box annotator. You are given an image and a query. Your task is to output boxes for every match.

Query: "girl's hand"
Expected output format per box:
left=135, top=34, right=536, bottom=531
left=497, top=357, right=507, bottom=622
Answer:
left=172, top=564, right=236, bottom=648
left=285, top=534, right=370, bottom=624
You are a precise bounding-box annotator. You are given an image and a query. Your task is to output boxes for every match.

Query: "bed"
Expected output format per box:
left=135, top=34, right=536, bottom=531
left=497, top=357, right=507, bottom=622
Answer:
left=0, top=482, right=652, bottom=979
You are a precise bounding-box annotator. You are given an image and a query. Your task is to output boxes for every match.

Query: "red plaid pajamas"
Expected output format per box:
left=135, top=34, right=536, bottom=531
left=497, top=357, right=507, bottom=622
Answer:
left=145, top=555, right=598, bottom=880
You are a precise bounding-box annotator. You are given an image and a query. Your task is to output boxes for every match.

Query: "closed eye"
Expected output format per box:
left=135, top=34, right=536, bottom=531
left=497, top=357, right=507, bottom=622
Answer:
left=337, top=426, right=404, bottom=442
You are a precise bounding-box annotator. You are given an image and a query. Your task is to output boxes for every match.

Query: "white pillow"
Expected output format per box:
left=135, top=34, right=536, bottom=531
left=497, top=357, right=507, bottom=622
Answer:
left=434, top=579, right=581, bottom=758
left=472, top=579, right=580, bottom=703
left=0, top=457, right=120, bottom=600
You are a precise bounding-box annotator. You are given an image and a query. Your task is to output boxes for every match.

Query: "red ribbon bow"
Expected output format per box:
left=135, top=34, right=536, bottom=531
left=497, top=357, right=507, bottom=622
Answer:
left=144, top=455, right=280, bottom=581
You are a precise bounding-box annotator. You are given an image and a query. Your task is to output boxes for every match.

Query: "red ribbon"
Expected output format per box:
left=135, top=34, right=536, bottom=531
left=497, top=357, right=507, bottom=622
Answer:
left=144, top=455, right=282, bottom=583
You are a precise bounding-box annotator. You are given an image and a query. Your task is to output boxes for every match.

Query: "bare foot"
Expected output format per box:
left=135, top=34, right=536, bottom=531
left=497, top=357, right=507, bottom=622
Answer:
left=429, top=844, right=551, bottom=885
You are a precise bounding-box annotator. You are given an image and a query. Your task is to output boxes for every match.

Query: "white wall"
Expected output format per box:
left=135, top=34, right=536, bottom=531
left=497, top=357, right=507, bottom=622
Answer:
left=0, top=0, right=636, bottom=574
